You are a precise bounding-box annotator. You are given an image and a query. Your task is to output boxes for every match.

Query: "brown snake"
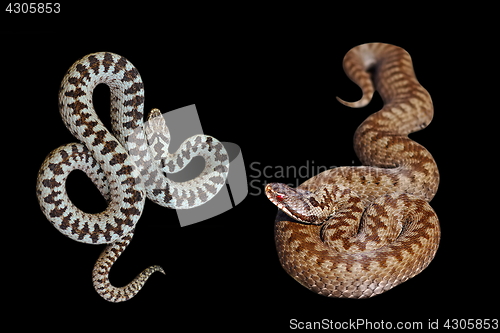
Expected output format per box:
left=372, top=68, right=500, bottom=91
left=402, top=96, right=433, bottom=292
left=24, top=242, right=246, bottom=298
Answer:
left=265, top=43, right=440, bottom=298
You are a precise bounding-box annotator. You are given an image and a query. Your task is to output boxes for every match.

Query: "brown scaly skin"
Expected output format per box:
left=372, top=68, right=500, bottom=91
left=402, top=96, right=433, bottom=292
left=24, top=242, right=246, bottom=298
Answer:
left=266, top=43, right=440, bottom=298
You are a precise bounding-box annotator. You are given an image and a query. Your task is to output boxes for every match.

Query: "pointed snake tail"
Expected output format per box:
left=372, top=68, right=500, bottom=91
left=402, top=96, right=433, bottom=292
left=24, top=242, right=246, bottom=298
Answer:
left=92, top=233, right=165, bottom=302
left=336, top=43, right=385, bottom=108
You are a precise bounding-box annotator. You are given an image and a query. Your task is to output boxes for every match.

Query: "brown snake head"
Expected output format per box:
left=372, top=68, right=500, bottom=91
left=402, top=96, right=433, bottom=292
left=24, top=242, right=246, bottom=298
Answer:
left=265, top=183, right=338, bottom=225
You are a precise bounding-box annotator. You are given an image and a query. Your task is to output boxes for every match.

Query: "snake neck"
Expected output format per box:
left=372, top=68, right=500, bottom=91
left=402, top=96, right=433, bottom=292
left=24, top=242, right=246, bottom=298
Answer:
left=337, top=43, right=439, bottom=202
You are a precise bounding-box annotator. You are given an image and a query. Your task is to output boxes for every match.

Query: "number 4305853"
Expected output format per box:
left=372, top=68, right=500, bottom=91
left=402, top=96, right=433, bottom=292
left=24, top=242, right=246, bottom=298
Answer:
left=6, top=3, right=60, bottom=14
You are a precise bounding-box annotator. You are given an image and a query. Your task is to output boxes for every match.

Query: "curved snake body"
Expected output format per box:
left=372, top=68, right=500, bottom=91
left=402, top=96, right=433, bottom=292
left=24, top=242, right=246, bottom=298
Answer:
left=265, top=43, right=440, bottom=298
left=36, top=52, right=228, bottom=302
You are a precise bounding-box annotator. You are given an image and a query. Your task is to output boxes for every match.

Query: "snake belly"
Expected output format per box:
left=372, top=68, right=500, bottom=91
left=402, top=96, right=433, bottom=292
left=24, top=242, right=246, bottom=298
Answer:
left=36, top=52, right=229, bottom=302
left=266, top=43, right=440, bottom=298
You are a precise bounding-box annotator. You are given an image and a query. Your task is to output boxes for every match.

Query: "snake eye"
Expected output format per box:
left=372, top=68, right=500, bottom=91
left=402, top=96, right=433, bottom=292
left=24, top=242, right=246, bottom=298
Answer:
left=276, top=194, right=285, bottom=202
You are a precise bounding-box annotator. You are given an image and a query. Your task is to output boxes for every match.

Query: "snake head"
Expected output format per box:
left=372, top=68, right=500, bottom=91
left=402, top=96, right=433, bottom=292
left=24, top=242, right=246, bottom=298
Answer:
left=265, top=183, right=326, bottom=225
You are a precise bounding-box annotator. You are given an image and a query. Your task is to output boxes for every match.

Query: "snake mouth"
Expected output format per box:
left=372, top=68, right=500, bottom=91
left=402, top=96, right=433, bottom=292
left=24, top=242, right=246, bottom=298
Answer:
left=264, top=183, right=289, bottom=208
left=264, top=183, right=280, bottom=198
left=265, top=183, right=294, bottom=215
left=265, top=183, right=324, bottom=225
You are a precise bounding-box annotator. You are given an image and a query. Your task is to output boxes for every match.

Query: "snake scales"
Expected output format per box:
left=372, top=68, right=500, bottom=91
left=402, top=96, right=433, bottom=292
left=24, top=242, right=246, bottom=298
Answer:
left=36, top=52, right=229, bottom=302
left=265, top=43, right=440, bottom=298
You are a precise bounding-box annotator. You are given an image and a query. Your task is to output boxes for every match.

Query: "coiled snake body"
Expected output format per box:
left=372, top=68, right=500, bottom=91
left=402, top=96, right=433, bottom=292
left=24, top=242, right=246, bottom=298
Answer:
left=36, top=52, right=229, bottom=302
left=265, top=43, right=440, bottom=298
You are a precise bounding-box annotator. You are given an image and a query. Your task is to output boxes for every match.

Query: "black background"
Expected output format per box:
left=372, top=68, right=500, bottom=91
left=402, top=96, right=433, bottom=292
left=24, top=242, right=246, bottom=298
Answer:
left=3, top=5, right=497, bottom=331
